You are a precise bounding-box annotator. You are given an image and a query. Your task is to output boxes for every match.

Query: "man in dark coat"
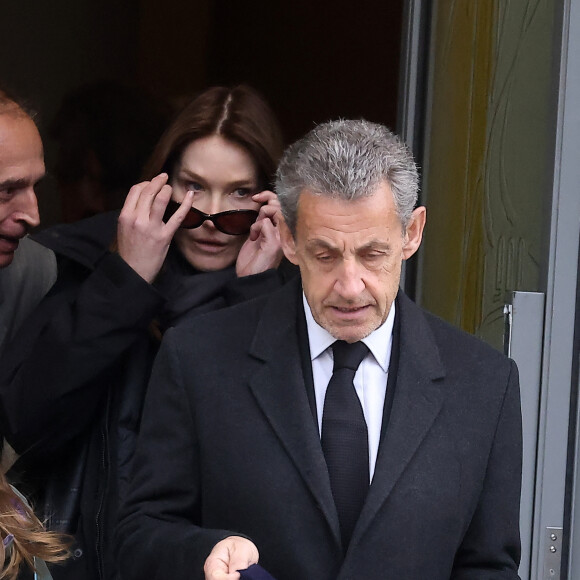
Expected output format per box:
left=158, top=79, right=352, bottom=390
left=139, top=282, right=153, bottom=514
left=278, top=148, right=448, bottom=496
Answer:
left=0, top=90, right=55, bottom=355
left=117, top=119, right=522, bottom=580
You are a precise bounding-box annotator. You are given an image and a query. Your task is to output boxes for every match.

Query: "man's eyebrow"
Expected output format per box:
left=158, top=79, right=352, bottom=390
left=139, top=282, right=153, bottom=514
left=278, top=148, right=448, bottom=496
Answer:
left=305, top=239, right=338, bottom=251
left=0, top=174, right=46, bottom=190
left=305, top=239, right=392, bottom=251
left=0, top=178, right=27, bottom=189
left=358, top=241, right=392, bottom=252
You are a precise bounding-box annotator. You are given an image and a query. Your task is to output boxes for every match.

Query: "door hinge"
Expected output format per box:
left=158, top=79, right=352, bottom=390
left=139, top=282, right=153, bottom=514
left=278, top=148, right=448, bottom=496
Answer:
left=544, top=527, right=563, bottom=580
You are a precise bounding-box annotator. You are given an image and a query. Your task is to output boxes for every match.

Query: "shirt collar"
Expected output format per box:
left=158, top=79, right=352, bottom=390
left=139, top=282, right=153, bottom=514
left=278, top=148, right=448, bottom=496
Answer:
left=302, top=293, right=395, bottom=372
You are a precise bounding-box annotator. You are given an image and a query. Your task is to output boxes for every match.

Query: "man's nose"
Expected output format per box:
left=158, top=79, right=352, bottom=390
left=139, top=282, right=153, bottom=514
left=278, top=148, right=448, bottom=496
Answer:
left=15, top=188, right=40, bottom=229
left=334, top=259, right=366, bottom=299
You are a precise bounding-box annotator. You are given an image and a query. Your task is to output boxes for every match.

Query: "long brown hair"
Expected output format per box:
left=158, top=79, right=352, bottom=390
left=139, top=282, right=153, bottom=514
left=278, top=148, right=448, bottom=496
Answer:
left=143, top=85, right=283, bottom=189
left=0, top=472, right=70, bottom=579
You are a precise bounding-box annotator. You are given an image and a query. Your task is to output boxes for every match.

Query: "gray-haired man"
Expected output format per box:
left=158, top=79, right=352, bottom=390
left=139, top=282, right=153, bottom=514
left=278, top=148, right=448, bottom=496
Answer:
left=118, top=120, right=522, bottom=580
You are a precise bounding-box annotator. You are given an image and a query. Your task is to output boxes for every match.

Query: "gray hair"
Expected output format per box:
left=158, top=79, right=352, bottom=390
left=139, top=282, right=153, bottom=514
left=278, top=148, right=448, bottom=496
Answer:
left=275, top=119, right=419, bottom=234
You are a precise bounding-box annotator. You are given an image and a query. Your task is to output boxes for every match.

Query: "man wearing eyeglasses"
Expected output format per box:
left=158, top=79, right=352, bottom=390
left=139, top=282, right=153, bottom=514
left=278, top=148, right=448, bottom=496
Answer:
left=0, top=90, right=56, bottom=357
left=117, top=120, right=522, bottom=580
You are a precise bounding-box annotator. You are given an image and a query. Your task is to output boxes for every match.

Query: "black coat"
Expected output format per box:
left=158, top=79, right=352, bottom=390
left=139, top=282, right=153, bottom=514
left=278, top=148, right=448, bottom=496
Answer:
left=117, top=276, right=522, bottom=580
left=0, top=211, right=291, bottom=580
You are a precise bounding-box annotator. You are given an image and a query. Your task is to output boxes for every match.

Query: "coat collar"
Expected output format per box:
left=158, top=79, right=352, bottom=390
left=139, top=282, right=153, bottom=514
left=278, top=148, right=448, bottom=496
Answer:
left=247, top=279, right=447, bottom=552
left=351, top=291, right=446, bottom=548
left=247, top=277, right=342, bottom=546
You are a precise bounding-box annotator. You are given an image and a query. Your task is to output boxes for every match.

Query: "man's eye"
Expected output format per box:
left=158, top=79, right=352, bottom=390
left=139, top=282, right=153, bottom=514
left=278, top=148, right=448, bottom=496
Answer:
left=0, top=188, right=14, bottom=200
left=362, top=250, right=386, bottom=260
left=316, top=254, right=334, bottom=263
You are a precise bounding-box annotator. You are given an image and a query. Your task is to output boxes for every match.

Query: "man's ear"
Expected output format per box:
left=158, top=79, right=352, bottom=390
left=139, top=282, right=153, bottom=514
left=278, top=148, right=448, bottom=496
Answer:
left=278, top=217, right=299, bottom=265
left=402, top=206, right=426, bottom=260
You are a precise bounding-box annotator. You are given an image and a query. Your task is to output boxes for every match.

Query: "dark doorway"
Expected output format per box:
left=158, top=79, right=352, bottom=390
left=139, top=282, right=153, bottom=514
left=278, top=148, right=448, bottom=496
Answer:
left=0, top=0, right=404, bottom=224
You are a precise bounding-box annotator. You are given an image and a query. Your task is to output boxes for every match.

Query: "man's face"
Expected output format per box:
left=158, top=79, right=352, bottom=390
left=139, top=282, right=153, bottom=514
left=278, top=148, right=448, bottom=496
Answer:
left=281, top=184, right=425, bottom=343
left=0, top=114, right=44, bottom=268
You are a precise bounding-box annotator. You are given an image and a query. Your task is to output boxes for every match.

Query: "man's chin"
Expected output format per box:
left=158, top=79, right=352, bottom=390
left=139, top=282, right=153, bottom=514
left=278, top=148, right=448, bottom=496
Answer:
left=0, top=252, right=16, bottom=269
left=326, top=321, right=376, bottom=343
left=313, top=309, right=377, bottom=342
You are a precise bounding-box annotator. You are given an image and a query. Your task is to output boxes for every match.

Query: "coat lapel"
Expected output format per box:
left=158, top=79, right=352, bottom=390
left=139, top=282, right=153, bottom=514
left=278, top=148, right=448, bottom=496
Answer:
left=352, top=292, right=447, bottom=545
left=245, top=283, right=447, bottom=551
left=247, top=278, right=342, bottom=547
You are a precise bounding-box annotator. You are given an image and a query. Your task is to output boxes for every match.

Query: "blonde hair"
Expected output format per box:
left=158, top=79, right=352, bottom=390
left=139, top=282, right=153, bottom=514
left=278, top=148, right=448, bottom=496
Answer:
left=0, top=473, right=70, bottom=579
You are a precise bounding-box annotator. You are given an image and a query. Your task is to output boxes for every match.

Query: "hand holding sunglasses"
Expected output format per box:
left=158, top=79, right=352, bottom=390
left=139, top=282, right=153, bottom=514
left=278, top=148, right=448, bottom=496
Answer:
left=235, top=190, right=284, bottom=277
left=118, top=174, right=194, bottom=283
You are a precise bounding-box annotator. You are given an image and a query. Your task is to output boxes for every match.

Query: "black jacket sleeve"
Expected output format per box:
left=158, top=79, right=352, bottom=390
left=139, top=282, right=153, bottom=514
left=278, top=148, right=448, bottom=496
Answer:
left=0, top=251, right=292, bottom=465
left=0, top=252, right=165, bottom=462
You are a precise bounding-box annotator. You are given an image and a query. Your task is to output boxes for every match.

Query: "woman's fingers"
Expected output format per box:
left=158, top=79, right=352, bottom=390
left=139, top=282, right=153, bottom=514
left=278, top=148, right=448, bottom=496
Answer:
left=148, top=182, right=173, bottom=224
left=121, top=181, right=149, bottom=215
left=136, top=173, right=170, bottom=213
left=247, top=215, right=281, bottom=246
left=121, top=173, right=170, bottom=219
left=251, top=190, right=277, bottom=205
left=117, top=174, right=191, bottom=283
left=252, top=191, right=281, bottom=226
left=164, top=190, right=193, bottom=231
left=256, top=204, right=281, bottom=225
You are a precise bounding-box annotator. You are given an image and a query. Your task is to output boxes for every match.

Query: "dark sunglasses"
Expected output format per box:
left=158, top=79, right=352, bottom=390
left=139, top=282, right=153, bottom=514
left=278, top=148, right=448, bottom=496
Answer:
left=164, top=200, right=259, bottom=236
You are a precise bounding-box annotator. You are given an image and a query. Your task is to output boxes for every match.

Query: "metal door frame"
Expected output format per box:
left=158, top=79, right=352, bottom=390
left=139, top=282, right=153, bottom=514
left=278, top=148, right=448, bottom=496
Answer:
left=553, top=1, right=580, bottom=578
left=398, top=1, right=580, bottom=578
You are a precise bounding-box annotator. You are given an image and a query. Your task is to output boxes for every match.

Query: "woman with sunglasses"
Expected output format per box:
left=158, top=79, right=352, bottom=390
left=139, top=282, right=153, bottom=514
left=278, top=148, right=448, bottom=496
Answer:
left=0, top=85, right=291, bottom=580
left=118, top=84, right=286, bottom=294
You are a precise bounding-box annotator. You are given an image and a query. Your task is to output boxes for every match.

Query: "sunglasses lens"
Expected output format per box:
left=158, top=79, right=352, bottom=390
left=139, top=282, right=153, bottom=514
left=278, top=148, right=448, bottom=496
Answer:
left=214, top=210, right=259, bottom=235
left=164, top=201, right=205, bottom=229
left=163, top=200, right=179, bottom=224
left=165, top=202, right=258, bottom=234
left=181, top=207, right=205, bottom=229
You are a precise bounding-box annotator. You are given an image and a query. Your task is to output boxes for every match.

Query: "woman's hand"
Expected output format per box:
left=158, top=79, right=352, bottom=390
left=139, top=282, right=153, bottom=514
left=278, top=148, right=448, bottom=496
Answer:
left=235, top=191, right=284, bottom=277
left=117, top=173, right=193, bottom=283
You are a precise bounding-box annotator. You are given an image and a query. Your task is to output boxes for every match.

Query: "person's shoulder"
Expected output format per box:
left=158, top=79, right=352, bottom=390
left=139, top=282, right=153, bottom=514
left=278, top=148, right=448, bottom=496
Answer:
left=0, top=236, right=56, bottom=293
left=399, top=292, right=513, bottom=369
left=169, top=277, right=298, bottom=343
left=17, top=235, right=55, bottom=261
left=427, top=310, right=508, bottom=363
left=171, top=291, right=270, bottom=338
left=31, top=211, right=119, bottom=268
left=3, top=236, right=55, bottom=277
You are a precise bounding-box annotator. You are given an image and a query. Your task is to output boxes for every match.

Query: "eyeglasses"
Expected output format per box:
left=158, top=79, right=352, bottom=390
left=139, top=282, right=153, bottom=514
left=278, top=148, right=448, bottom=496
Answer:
left=164, top=200, right=259, bottom=236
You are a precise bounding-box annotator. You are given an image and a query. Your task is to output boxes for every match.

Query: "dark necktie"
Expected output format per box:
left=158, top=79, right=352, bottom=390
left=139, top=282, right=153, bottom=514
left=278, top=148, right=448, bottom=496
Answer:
left=321, top=340, right=370, bottom=551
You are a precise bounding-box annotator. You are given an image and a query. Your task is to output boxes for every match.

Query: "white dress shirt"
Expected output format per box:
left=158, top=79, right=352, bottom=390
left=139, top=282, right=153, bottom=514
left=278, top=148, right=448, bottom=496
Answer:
left=303, top=294, right=395, bottom=481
